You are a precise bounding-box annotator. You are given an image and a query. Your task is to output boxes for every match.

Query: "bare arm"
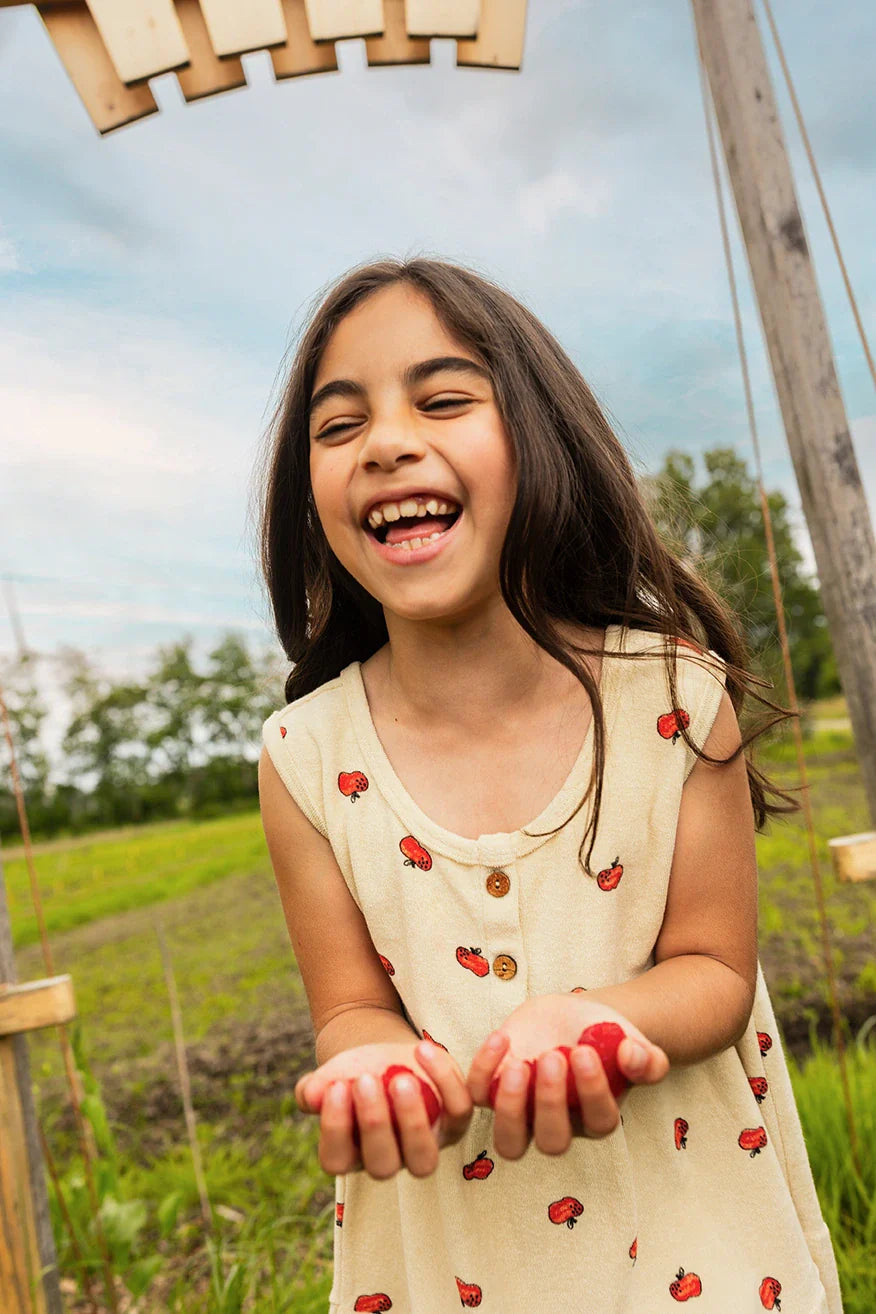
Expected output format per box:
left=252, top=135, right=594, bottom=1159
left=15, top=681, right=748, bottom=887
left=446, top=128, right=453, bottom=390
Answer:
left=586, top=687, right=758, bottom=1066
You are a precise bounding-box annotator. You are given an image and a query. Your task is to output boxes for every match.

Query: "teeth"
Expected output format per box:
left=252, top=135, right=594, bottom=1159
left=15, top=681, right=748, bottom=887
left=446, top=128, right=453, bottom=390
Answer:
left=366, top=496, right=459, bottom=529
left=385, top=530, right=445, bottom=552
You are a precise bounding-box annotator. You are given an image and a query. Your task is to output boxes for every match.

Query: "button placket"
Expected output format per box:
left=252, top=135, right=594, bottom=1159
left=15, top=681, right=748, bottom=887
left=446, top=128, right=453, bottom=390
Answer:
left=477, top=847, right=525, bottom=1031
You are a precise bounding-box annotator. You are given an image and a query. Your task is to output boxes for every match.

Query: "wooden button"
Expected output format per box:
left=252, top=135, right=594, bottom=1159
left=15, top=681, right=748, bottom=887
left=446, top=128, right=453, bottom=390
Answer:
left=486, top=870, right=510, bottom=897
left=493, top=954, right=517, bottom=980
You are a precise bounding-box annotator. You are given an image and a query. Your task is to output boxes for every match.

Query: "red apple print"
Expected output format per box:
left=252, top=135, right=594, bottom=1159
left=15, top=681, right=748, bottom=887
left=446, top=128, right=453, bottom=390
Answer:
left=597, top=855, right=624, bottom=891
left=749, top=1076, right=769, bottom=1104
left=757, top=1030, right=773, bottom=1056
left=669, top=1268, right=702, bottom=1300
left=570, top=986, right=587, bottom=993
left=454, top=1277, right=483, bottom=1307
left=577, top=1021, right=631, bottom=1099
left=377, top=954, right=395, bottom=976
left=629, top=1236, right=638, bottom=1262
left=456, top=946, right=490, bottom=977
left=739, top=1126, right=768, bottom=1157
left=422, top=1029, right=448, bottom=1052
left=462, top=1150, right=494, bottom=1180
left=759, top=1276, right=782, bottom=1310
left=335, top=1202, right=344, bottom=1227
left=674, top=1117, right=689, bottom=1150
left=548, top=1196, right=584, bottom=1229
left=657, top=709, right=691, bottom=743
left=279, top=725, right=287, bottom=738
left=338, top=770, right=368, bottom=801
left=399, top=835, right=432, bottom=870
left=354, top=1296, right=392, bottom=1313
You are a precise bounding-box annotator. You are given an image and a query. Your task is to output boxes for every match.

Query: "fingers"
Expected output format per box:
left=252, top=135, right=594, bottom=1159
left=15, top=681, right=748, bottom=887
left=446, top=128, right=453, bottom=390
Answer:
left=491, top=1060, right=532, bottom=1159
left=414, top=1042, right=475, bottom=1145
left=618, top=1036, right=670, bottom=1085
left=317, top=1070, right=444, bottom=1181
left=568, top=1046, right=622, bottom=1138
left=465, top=1031, right=510, bottom=1105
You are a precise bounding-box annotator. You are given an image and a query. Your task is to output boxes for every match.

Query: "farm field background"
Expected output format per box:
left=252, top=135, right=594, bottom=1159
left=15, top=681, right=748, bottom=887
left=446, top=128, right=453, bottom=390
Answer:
left=3, top=710, right=875, bottom=1312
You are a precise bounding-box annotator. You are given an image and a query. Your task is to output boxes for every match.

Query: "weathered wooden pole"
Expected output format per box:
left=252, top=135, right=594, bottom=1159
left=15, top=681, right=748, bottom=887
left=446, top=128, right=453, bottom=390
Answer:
left=691, top=0, right=876, bottom=822
left=0, top=847, right=70, bottom=1314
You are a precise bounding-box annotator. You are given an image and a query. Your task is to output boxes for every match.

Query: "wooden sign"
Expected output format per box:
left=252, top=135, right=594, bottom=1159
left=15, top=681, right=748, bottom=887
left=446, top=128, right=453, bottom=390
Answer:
left=38, top=3, right=159, bottom=134
left=302, top=0, right=383, bottom=42
left=405, top=0, right=478, bottom=37
left=175, top=0, right=246, bottom=105
left=365, top=0, right=429, bottom=67
left=84, top=0, right=189, bottom=83
left=196, top=0, right=287, bottom=57
left=9, top=0, right=528, bottom=132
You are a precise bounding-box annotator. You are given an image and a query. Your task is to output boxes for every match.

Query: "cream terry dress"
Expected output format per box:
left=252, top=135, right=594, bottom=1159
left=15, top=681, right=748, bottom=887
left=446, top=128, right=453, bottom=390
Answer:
left=262, top=624, right=844, bottom=1314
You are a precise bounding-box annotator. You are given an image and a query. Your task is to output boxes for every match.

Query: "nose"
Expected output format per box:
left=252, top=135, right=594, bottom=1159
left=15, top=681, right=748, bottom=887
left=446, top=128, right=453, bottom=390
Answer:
left=356, top=408, right=427, bottom=471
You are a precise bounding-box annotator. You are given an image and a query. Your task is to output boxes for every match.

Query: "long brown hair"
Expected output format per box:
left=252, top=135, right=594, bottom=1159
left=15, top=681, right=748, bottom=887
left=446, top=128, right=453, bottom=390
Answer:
left=254, top=256, right=799, bottom=876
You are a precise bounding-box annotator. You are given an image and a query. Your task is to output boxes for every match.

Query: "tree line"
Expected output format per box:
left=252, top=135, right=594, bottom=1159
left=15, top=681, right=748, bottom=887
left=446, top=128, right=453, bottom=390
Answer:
left=0, top=447, right=839, bottom=844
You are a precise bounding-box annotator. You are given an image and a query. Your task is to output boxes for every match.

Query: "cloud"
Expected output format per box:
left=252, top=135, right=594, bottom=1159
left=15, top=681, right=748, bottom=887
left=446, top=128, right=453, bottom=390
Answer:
left=518, top=169, right=613, bottom=235
left=0, top=222, right=25, bottom=272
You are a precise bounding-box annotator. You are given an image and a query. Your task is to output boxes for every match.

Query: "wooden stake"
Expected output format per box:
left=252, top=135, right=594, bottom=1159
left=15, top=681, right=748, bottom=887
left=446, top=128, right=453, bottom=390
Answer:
left=0, top=851, right=63, bottom=1314
left=691, top=0, right=876, bottom=823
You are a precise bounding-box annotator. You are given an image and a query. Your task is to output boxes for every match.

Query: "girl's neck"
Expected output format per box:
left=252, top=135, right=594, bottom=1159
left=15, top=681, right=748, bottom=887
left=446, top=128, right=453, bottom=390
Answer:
left=367, top=601, right=604, bottom=738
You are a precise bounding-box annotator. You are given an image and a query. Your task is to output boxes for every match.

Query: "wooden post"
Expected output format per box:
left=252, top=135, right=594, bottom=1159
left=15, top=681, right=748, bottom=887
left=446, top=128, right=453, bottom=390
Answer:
left=0, top=847, right=69, bottom=1314
left=691, top=0, right=876, bottom=823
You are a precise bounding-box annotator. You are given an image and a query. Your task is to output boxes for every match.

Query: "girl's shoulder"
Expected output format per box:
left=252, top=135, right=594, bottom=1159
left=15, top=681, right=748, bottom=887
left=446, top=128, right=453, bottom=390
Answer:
left=261, top=664, right=360, bottom=839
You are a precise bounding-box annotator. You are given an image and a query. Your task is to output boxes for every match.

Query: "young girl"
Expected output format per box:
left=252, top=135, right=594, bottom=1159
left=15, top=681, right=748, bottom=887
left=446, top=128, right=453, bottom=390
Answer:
left=256, top=257, right=843, bottom=1313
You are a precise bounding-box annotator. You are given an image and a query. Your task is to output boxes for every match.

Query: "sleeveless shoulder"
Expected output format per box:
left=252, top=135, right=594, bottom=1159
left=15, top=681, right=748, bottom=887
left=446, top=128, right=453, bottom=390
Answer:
left=613, top=628, right=729, bottom=781
left=261, top=671, right=350, bottom=839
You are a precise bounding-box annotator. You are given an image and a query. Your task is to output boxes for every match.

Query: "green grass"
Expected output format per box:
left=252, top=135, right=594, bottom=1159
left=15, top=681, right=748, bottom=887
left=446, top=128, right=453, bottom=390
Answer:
left=5, top=810, right=271, bottom=950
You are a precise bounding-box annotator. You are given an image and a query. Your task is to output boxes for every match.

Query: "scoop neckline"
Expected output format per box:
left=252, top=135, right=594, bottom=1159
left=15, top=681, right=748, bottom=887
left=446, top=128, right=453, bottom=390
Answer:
left=340, top=624, right=623, bottom=865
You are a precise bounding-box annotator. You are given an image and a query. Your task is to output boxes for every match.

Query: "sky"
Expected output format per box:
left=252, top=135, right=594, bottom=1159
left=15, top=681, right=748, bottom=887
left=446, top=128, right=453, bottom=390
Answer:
left=1, top=0, right=874, bottom=704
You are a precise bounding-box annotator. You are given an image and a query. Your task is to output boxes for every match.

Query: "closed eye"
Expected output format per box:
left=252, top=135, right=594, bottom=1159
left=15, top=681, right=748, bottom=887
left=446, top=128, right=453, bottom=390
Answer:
left=316, top=398, right=469, bottom=440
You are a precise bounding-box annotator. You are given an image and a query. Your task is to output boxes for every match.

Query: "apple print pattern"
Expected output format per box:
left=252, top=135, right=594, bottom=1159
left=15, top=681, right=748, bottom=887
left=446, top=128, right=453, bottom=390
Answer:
left=261, top=625, right=841, bottom=1314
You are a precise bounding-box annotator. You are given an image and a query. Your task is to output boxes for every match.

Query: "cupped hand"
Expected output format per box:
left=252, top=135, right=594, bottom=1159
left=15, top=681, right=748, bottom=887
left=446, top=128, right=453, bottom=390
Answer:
left=465, top=993, right=669, bottom=1160
left=294, top=1041, right=474, bottom=1181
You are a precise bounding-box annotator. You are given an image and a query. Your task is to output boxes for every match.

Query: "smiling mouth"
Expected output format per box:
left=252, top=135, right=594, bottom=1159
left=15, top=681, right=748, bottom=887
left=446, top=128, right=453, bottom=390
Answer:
left=368, top=507, right=461, bottom=546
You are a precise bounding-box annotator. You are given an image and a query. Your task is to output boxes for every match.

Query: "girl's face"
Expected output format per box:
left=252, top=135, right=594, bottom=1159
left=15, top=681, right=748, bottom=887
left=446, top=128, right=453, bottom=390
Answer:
left=307, top=283, right=517, bottom=625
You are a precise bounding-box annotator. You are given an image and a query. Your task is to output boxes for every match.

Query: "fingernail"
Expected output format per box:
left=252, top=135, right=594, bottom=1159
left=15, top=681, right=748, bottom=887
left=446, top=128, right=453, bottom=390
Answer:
left=327, top=1081, right=347, bottom=1104
left=416, top=1042, right=435, bottom=1063
left=486, top=1032, right=505, bottom=1051
left=577, top=1048, right=598, bottom=1076
left=392, top=1075, right=415, bottom=1097
left=356, top=1073, right=377, bottom=1097
left=504, top=1067, right=526, bottom=1091
left=627, top=1043, right=646, bottom=1070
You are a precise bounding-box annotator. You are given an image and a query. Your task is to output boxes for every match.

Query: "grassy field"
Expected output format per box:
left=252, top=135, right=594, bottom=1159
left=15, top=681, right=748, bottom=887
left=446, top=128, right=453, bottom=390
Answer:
left=4, top=714, right=875, bottom=1312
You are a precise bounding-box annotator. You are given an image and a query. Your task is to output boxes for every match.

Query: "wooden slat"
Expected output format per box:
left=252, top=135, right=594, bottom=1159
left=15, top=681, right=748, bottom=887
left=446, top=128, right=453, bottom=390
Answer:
left=456, top=0, right=526, bottom=69
left=365, top=0, right=428, bottom=66
left=405, top=0, right=477, bottom=38
left=0, top=977, right=75, bottom=1039
left=38, top=3, right=159, bottom=135
left=270, top=0, right=338, bottom=79
left=0, top=1038, right=46, bottom=1314
left=829, top=831, right=876, bottom=883
left=175, top=0, right=246, bottom=101
left=303, top=0, right=383, bottom=41
left=84, top=0, right=189, bottom=83
left=196, top=0, right=287, bottom=57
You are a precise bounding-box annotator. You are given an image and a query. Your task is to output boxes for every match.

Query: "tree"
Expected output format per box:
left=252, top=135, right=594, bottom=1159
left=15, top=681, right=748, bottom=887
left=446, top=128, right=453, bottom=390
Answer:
left=0, top=651, right=51, bottom=838
left=642, top=447, right=839, bottom=701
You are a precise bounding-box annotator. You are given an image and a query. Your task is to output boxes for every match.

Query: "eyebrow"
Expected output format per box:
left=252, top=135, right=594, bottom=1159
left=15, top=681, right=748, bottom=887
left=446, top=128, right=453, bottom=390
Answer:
left=308, top=355, right=491, bottom=418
